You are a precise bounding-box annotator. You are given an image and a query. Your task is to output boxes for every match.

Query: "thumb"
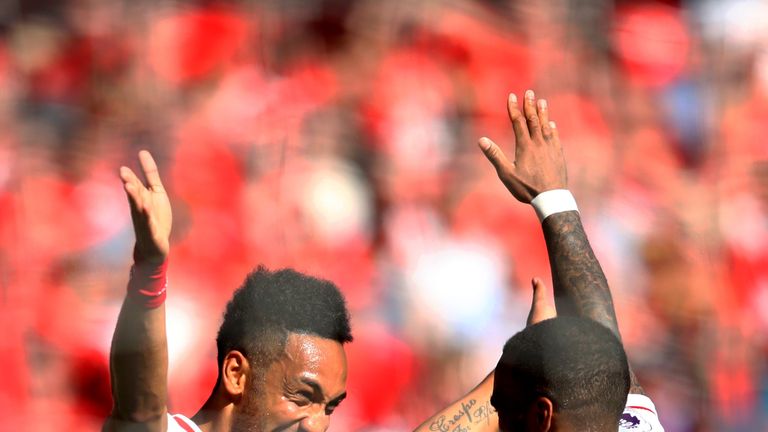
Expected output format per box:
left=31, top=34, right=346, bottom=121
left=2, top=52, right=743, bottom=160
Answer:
left=478, top=137, right=513, bottom=172
left=526, top=277, right=557, bottom=326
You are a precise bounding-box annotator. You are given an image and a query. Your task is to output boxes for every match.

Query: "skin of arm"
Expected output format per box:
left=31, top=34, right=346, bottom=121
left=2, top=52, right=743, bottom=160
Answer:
left=412, top=372, right=497, bottom=432
left=104, top=151, right=172, bottom=431
left=479, top=90, right=644, bottom=394
left=541, top=212, right=643, bottom=393
left=105, top=298, right=169, bottom=431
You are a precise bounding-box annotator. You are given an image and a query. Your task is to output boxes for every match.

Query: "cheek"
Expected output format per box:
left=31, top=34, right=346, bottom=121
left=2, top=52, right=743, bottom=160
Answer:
left=232, top=395, right=266, bottom=432
left=232, top=386, right=275, bottom=430
left=256, top=394, right=308, bottom=429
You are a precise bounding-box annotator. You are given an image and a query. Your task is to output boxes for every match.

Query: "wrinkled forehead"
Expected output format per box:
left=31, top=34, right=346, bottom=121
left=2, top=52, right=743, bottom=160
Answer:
left=281, top=332, right=348, bottom=388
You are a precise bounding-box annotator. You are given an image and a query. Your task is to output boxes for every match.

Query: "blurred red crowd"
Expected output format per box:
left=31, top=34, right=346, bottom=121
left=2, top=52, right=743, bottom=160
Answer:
left=0, top=1, right=767, bottom=431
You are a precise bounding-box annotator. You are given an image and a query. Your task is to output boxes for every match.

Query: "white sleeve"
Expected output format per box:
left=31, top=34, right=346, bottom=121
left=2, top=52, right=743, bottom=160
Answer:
left=618, top=394, right=665, bottom=431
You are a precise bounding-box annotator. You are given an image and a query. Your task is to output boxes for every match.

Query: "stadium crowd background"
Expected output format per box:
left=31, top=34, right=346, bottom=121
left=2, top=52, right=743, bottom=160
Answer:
left=0, top=0, right=766, bottom=430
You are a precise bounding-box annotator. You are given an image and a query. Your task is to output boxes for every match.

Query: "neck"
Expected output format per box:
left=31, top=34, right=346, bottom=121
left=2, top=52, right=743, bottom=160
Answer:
left=550, top=420, right=616, bottom=432
left=191, top=386, right=235, bottom=432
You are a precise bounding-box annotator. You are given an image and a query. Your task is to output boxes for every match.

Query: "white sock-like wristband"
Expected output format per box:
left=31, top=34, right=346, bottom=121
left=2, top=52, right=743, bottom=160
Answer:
left=530, top=189, right=579, bottom=222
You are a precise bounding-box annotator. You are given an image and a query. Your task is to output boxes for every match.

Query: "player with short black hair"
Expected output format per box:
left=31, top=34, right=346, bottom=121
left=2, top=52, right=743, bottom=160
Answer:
left=494, top=317, right=631, bottom=431
left=104, top=152, right=353, bottom=432
left=216, top=266, right=353, bottom=371
left=416, top=91, right=663, bottom=432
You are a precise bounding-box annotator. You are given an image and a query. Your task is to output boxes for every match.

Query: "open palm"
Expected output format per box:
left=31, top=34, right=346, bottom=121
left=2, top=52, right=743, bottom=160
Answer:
left=478, top=90, right=567, bottom=203
left=119, top=150, right=172, bottom=264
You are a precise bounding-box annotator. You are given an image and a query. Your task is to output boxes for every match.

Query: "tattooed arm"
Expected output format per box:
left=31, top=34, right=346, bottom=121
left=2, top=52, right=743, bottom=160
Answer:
left=541, top=212, right=618, bottom=334
left=478, top=90, right=643, bottom=394
left=541, top=212, right=643, bottom=393
left=413, top=373, right=497, bottom=432
left=417, top=89, right=645, bottom=432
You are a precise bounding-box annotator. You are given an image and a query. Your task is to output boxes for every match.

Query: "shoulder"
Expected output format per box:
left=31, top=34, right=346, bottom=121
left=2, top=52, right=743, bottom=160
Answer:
left=618, top=394, right=665, bottom=432
left=166, top=414, right=203, bottom=432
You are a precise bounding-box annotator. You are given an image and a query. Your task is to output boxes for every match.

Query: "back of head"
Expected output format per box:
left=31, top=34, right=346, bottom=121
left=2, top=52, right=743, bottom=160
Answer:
left=216, top=266, right=353, bottom=373
left=494, top=316, right=630, bottom=431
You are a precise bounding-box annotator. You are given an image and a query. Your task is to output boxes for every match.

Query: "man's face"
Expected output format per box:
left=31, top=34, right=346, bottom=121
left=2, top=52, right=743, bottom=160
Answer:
left=233, top=333, right=348, bottom=432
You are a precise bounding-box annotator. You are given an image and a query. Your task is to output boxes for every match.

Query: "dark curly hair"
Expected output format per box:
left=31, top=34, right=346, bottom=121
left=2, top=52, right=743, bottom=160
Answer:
left=215, top=266, right=353, bottom=375
left=493, top=316, right=630, bottom=431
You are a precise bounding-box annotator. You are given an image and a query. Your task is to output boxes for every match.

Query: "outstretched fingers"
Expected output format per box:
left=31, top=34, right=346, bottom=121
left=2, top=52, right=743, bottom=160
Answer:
left=523, top=90, right=543, bottom=141
left=507, top=93, right=529, bottom=149
left=138, top=150, right=165, bottom=192
left=478, top=90, right=567, bottom=203
left=119, top=165, right=140, bottom=185
left=537, top=97, right=554, bottom=141
left=548, top=120, right=560, bottom=148
left=119, top=150, right=173, bottom=262
left=120, top=166, right=143, bottom=202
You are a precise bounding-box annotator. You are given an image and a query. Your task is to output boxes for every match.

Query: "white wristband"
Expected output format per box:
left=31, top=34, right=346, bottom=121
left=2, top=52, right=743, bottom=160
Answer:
left=530, top=189, right=579, bottom=222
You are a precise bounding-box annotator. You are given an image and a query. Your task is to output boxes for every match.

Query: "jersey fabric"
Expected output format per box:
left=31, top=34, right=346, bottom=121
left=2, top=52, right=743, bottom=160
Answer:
left=166, top=413, right=202, bottom=432
left=619, top=394, right=665, bottom=431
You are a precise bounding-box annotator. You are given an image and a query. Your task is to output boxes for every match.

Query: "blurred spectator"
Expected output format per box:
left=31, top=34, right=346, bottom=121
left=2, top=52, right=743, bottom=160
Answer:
left=2, top=1, right=767, bottom=431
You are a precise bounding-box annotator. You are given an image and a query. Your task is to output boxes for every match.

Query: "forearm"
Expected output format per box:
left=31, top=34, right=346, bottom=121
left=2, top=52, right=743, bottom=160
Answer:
left=107, top=276, right=169, bottom=429
left=109, top=151, right=172, bottom=429
left=413, top=372, right=498, bottom=432
left=541, top=210, right=643, bottom=393
left=541, top=211, right=618, bottom=334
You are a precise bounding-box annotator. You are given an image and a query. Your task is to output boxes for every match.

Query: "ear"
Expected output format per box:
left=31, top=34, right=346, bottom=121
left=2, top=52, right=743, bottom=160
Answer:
left=530, top=396, right=553, bottom=431
left=221, top=351, right=250, bottom=400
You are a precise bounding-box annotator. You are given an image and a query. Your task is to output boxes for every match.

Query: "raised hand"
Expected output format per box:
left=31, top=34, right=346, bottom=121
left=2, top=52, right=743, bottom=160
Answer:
left=107, top=150, right=171, bottom=431
left=478, top=90, right=566, bottom=203
left=526, top=277, right=557, bottom=326
left=119, top=150, right=172, bottom=264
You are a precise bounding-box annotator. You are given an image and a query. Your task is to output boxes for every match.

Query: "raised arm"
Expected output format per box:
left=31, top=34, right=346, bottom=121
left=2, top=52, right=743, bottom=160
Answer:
left=478, top=90, right=643, bottom=393
left=104, top=150, right=172, bottom=431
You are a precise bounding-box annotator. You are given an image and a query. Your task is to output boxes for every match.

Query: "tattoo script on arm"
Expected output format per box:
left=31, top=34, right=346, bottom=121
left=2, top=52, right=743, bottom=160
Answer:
left=427, top=398, right=497, bottom=432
